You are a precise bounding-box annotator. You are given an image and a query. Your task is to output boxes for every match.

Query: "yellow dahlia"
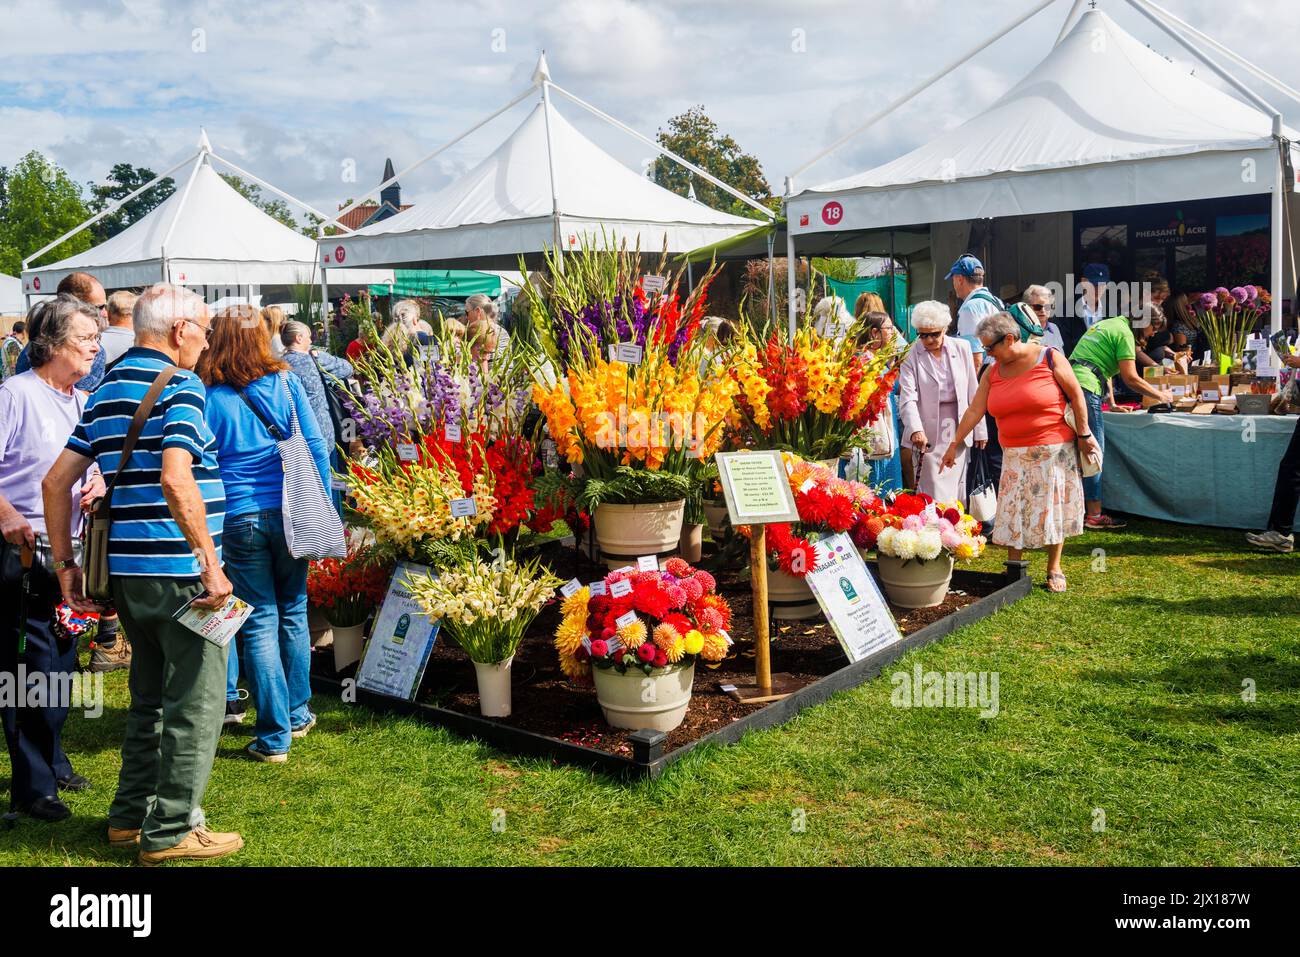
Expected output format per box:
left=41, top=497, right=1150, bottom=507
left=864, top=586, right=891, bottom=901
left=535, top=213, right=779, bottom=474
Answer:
left=700, top=631, right=729, bottom=662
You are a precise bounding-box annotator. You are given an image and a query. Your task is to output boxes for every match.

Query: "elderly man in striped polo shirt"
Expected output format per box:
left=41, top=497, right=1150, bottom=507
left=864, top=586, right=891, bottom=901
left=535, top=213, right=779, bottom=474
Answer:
left=42, top=283, right=244, bottom=865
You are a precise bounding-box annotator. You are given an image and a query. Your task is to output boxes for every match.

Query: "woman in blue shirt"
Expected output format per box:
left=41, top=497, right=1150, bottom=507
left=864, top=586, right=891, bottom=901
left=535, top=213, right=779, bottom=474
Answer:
left=198, top=306, right=330, bottom=762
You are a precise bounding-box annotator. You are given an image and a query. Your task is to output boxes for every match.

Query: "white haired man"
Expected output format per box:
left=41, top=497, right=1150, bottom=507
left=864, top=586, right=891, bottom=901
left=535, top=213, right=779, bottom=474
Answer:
left=42, top=283, right=243, bottom=864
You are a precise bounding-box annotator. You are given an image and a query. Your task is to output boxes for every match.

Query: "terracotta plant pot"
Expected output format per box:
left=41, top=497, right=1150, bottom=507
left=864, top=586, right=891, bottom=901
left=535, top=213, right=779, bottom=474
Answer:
left=679, top=523, right=703, bottom=563
left=765, top=567, right=822, bottom=620
left=592, top=660, right=695, bottom=732
left=876, top=553, right=954, bottom=609
left=331, top=622, right=367, bottom=672
left=593, top=500, right=685, bottom=570
left=472, top=656, right=514, bottom=717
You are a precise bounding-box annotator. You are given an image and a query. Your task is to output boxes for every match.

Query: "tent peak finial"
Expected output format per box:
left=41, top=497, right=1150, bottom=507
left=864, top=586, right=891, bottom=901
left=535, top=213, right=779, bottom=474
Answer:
left=198, top=128, right=212, bottom=152
left=533, top=52, right=551, bottom=86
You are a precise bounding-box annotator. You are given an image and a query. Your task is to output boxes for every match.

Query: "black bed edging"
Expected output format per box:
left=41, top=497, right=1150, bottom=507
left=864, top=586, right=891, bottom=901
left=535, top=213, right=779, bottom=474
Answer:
left=311, top=561, right=1033, bottom=779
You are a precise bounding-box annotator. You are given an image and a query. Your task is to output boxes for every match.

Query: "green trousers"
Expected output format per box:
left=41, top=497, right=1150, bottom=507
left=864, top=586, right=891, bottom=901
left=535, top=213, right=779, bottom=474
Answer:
left=108, top=577, right=229, bottom=851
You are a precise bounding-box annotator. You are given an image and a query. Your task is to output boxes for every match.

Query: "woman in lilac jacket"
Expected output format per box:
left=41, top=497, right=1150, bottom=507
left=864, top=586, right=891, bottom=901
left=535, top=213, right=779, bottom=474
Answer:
left=898, top=300, right=986, bottom=503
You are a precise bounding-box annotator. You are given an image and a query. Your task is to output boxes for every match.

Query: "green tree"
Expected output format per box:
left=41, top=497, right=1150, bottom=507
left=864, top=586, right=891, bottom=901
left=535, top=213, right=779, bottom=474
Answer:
left=0, top=150, right=95, bottom=275
left=219, top=173, right=302, bottom=232
left=652, top=106, right=774, bottom=220
left=88, top=163, right=176, bottom=241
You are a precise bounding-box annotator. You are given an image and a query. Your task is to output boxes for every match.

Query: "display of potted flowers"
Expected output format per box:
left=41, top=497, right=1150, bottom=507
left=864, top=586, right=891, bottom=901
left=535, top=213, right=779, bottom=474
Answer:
left=730, top=307, right=901, bottom=461
left=553, top=557, right=733, bottom=732
left=405, top=556, right=562, bottom=717
left=524, top=243, right=739, bottom=569
left=859, top=492, right=986, bottom=609
left=1193, top=285, right=1271, bottom=371
left=741, top=452, right=883, bottom=619
left=307, top=545, right=394, bottom=671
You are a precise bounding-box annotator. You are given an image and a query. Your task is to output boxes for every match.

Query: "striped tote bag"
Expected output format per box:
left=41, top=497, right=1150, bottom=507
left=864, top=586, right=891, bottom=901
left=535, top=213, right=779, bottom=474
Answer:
left=239, top=373, right=346, bottom=560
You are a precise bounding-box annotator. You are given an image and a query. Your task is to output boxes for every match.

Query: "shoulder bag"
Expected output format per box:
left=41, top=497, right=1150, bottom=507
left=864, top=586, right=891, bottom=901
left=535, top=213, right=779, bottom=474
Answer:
left=83, top=365, right=177, bottom=601
left=238, top=373, right=346, bottom=560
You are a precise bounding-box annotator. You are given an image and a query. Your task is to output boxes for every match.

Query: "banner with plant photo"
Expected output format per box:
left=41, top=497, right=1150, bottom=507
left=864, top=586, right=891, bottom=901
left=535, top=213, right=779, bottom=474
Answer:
left=521, top=240, right=740, bottom=565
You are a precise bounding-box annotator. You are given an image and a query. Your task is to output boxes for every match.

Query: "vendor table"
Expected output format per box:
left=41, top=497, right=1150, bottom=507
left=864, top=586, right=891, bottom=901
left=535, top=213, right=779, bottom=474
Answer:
left=1101, top=411, right=1299, bottom=530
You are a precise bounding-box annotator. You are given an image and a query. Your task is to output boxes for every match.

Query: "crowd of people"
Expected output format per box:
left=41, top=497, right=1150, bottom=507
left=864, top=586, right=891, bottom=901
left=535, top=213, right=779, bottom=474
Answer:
left=0, top=272, right=376, bottom=864
left=0, top=253, right=1294, bottom=864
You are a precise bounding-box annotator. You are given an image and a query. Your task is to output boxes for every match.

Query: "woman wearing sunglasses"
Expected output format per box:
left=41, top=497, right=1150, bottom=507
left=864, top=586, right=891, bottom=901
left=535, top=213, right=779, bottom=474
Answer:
left=1023, top=285, right=1065, bottom=352
left=897, top=301, right=986, bottom=503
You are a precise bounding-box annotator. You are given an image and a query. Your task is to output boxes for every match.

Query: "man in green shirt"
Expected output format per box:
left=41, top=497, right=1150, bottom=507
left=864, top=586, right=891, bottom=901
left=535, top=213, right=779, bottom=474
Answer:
left=1069, top=316, right=1174, bottom=530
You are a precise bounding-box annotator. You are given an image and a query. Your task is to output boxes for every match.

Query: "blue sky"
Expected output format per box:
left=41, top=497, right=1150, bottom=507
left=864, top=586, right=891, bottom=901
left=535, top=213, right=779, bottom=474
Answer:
left=1, top=0, right=1297, bottom=222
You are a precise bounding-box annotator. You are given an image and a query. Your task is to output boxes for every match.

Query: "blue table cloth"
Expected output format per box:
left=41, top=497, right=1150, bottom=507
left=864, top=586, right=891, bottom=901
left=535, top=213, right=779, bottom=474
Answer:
left=1101, top=411, right=1299, bottom=530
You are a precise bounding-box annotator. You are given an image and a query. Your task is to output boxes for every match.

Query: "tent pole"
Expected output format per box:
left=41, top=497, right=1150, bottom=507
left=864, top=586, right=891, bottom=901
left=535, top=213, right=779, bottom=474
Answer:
left=785, top=234, right=797, bottom=344
left=22, top=150, right=198, bottom=271
left=789, top=0, right=1057, bottom=179
left=1272, top=154, right=1285, bottom=334
left=208, top=153, right=348, bottom=228
left=1054, top=0, right=1088, bottom=46
left=1134, top=0, right=1300, bottom=108
left=159, top=152, right=207, bottom=263
left=321, top=85, right=536, bottom=234
left=540, top=80, right=565, bottom=274
left=321, top=267, right=332, bottom=348
left=1124, top=0, right=1281, bottom=119
left=889, top=230, right=897, bottom=320
left=766, top=228, right=777, bottom=330
left=548, top=83, right=775, bottom=220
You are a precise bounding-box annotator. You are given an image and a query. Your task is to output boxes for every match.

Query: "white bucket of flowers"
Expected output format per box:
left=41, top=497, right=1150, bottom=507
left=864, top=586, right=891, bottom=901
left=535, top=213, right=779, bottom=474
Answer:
left=406, top=557, right=562, bottom=718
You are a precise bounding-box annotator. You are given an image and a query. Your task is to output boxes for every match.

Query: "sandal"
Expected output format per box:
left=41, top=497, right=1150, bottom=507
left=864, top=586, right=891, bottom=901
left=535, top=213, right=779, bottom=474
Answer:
left=1046, top=571, right=1067, bottom=593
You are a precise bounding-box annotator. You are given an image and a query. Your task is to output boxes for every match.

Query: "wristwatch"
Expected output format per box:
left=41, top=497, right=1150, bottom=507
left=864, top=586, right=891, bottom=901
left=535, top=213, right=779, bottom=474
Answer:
left=1076, top=433, right=1093, bottom=440
left=52, top=558, right=78, bottom=570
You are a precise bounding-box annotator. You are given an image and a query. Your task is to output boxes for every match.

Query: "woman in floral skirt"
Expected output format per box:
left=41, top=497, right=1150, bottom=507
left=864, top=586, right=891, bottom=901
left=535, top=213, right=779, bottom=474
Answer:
left=939, top=312, right=1098, bottom=592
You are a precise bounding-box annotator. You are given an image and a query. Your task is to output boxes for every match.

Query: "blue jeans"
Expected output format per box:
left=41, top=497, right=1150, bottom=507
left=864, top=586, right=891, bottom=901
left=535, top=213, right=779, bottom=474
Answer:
left=1082, top=388, right=1105, bottom=502
left=222, top=510, right=313, bottom=754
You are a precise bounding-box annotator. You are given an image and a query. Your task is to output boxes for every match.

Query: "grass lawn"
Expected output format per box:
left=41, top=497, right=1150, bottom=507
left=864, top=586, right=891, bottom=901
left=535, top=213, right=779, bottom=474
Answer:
left=2, top=518, right=1297, bottom=866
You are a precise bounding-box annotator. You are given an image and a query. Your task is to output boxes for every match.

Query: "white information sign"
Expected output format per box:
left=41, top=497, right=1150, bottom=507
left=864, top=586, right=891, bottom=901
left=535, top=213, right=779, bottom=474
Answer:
left=356, top=562, right=440, bottom=700
left=804, top=534, right=903, bottom=663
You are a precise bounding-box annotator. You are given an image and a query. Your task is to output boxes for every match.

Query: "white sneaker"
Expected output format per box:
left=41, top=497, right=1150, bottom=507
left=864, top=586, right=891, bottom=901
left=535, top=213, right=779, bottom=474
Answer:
left=1245, top=530, right=1294, bottom=553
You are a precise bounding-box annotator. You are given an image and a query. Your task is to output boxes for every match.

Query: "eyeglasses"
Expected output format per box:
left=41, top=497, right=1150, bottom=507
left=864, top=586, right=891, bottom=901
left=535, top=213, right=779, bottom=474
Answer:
left=176, top=317, right=210, bottom=339
left=71, top=333, right=101, bottom=347
left=1029, top=302, right=1051, bottom=314
left=917, top=331, right=944, bottom=340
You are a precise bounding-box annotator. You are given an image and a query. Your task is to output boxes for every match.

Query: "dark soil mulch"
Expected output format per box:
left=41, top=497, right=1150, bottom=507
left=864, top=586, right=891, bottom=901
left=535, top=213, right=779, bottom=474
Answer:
left=394, top=543, right=993, bottom=757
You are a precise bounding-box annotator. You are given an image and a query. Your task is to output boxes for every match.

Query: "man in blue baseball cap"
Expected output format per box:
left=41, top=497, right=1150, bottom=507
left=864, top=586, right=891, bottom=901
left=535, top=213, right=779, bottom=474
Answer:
left=948, top=254, right=1003, bottom=350
left=1056, top=262, right=1111, bottom=355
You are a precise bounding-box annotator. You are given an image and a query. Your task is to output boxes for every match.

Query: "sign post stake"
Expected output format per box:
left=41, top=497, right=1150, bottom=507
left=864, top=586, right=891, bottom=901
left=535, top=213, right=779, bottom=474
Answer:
left=751, top=524, right=771, bottom=693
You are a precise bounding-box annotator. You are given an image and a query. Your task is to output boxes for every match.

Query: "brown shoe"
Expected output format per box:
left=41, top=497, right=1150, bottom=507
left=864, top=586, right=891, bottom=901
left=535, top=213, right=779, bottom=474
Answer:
left=138, top=827, right=244, bottom=866
left=89, top=637, right=132, bottom=673
left=108, top=825, right=141, bottom=848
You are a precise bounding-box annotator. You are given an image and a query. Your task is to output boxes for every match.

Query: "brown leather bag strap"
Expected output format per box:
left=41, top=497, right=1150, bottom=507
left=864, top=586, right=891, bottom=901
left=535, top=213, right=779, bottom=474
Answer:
left=97, top=365, right=177, bottom=516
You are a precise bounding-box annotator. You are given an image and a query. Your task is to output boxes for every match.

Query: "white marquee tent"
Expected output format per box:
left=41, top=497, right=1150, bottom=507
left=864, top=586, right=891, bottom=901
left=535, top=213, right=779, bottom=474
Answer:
left=1, top=273, right=23, bottom=317
left=321, top=55, right=766, bottom=273
left=783, top=1, right=1300, bottom=332
left=21, top=133, right=390, bottom=306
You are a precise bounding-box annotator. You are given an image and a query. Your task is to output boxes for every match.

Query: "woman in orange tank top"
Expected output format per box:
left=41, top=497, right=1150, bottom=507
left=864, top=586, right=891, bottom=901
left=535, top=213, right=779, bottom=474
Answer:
left=940, top=312, right=1099, bottom=593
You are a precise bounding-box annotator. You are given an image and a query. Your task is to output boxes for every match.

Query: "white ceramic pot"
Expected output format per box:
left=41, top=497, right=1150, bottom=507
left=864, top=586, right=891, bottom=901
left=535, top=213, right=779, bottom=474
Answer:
left=703, top=502, right=730, bottom=538
left=308, top=606, right=333, bottom=649
left=592, top=660, right=695, bottom=733
left=679, top=523, right=703, bottom=563
left=876, top=553, right=954, bottom=609
left=472, top=656, right=514, bottom=717
left=765, top=567, right=821, bottom=620
left=593, top=500, right=685, bottom=570
left=331, top=622, right=367, bottom=672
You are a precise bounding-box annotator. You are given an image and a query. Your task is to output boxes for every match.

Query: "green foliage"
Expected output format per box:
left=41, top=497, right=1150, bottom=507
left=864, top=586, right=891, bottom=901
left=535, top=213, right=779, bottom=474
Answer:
left=0, top=150, right=95, bottom=274
left=652, top=106, right=772, bottom=219
left=220, top=173, right=301, bottom=231
left=811, top=257, right=860, bottom=283
left=576, top=465, right=691, bottom=511
left=87, top=163, right=175, bottom=241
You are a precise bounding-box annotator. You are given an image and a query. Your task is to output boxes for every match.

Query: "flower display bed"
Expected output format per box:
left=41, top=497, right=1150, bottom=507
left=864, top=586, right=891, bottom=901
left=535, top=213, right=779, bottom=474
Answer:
left=310, top=546, right=1031, bottom=778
